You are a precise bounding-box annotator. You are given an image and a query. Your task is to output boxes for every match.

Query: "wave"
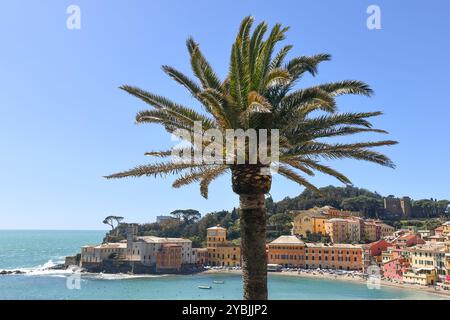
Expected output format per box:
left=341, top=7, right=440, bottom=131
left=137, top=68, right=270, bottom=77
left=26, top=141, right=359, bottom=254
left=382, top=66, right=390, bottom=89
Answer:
left=84, top=273, right=169, bottom=280
left=1, top=260, right=170, bottom=280
left=1, top=259, right=78, bottom=277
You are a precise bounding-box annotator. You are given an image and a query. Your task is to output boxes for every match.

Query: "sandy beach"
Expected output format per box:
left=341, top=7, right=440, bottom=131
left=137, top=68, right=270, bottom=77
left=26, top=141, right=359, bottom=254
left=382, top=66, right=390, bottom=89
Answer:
left=202, top=268, right=450, bottom=299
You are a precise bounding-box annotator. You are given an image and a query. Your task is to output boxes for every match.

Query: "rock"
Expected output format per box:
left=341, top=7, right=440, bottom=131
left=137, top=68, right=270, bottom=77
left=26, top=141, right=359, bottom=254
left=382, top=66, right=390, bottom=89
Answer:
left=48, top=264, right=67, bottom=270
left=0, top=270, right=23, bottom=275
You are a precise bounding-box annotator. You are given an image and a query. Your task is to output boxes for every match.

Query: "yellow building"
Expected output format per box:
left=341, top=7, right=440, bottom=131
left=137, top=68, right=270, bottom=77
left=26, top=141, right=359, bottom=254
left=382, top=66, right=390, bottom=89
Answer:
left=403, top=269, right=437, bottom=286
left=363, top=222, right=378, bottom=242
left=206, top=226, right=241, bottom=267
left=442, top=222, right=450, bottom=239
left=291, top=210, right=327, bottom=237
left=406, top=242, right=447, bottom=284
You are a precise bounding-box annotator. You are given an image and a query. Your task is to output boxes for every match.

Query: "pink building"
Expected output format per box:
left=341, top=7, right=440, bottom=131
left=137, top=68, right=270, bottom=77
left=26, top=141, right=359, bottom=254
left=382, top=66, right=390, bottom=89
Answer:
left=382, top=257, right=410, bottom=281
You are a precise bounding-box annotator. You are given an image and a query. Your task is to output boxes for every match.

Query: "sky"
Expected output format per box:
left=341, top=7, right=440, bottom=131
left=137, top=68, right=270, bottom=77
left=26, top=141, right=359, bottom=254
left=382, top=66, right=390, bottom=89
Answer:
left=0, top=0, right=449, bottom=229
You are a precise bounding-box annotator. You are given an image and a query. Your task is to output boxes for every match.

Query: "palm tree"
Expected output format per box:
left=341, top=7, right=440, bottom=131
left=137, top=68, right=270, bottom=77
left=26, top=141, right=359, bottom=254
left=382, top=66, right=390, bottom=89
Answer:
left=105, top=16, right=397, bottom=300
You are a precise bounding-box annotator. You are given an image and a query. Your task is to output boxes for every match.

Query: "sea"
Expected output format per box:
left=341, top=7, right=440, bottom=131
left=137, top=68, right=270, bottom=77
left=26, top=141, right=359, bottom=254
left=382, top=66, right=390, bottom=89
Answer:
left=0, top=230, right=446, bottom=300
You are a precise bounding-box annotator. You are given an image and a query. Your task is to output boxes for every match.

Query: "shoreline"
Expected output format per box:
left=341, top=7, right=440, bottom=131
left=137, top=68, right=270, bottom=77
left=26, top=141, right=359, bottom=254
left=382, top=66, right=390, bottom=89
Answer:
left=202, top=269, right=450, bottom=299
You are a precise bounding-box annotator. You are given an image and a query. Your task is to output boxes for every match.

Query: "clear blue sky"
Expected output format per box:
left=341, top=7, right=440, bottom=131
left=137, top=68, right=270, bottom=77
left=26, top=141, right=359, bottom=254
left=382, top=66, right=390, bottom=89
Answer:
left=1, top=0, right=449, bottom=229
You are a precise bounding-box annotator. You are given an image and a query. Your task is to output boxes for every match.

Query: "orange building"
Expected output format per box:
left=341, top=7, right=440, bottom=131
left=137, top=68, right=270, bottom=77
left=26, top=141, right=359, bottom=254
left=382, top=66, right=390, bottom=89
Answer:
left=156, top=244, right=182, bottom=272
left=267, top=235, right=305, bottom=266
left=304, top=243, right=363, bottom=270
left=267, top=236, right=363, bottom=270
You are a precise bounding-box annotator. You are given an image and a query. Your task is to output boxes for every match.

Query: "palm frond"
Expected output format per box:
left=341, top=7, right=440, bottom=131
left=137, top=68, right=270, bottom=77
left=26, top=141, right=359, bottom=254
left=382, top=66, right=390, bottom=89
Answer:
left=104, top=162, right=202, bottom=179
left=200, top=166, right=228, bottom=198
left=187, top=38, right=222, bottom=90
left=300, top=158, right=352, bottom=184
left=314, top=80, right=373, bottom=97
left=162, top=65, right=201, bottom=96
left=277, top=164, right=322, bottom=194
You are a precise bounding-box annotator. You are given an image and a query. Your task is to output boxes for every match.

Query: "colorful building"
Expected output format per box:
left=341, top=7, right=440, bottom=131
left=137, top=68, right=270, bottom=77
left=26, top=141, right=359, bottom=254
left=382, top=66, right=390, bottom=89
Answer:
left=382, top=257, right=410, bottom=281
left=408, top=242, right=447, bottom=282
left=291, top=211, right=327, bottom=237
left=267, top=235, right=305, bottom=267
left=304, top=243, right=363, bottom=270
left=156, top=244, right=182, bottom=272
left=267, top=236, right=363, bottom=270
left=81, top=242, right=127, bottom=264
left=362, top=222, right=378, bottom=242
left=191, top=248, right=208, bottom=266
left=403, top=269, right=437, bottom=286
left=394, top=235, right=425, bottom=248
left=206, top=226, right=241, bottom=267
left=377, top=223, right=395, bottom=239
left=325, top=218, right=360, bottom=243
left=362, top=239, right=391, bottom=271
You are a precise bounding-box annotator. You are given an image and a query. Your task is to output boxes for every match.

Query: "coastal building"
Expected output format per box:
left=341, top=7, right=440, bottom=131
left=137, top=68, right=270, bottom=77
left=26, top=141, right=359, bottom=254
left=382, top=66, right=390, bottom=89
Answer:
left=362, top=221, right=378, bottom=242
left=304, top=243, right=363, bottom=270
left=267, top=236, right=363, bottom=270
left=191, top=248, right=208, bottom=266
left=291, top=210, right=327, bottom=237
left=81, top=242, right=127, bottom=264
left=156, top=244, right=182, bottom=272
left=394, top=235, right=425, bottom=248
left=267, top=235, right=305, bottom=267
left=382, top=256, right=410, bottom=282
left=403, top=268, right=438, bottom=286
left=206, top=226, right=241, bottom=267
left=362, top=239, right=391, bottom=271
left=408, top=242, right=447, bottom=283
left=80, top=229, right=193, bottom=273
left=130, top=236, right=192, bottom=265
left=325, top=218, right=360, bottom=243
left=377, top=223, right=395, bottom=239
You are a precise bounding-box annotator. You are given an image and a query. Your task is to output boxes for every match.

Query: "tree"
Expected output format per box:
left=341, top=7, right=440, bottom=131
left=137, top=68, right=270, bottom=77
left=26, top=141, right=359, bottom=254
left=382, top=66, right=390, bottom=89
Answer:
left=102, top=216, right=124, bottom=234
left=340, top=195, right=383, bottom=218
left=170, top=209, right=201, bottom=224
left=105, top=17, right=396, bottom=299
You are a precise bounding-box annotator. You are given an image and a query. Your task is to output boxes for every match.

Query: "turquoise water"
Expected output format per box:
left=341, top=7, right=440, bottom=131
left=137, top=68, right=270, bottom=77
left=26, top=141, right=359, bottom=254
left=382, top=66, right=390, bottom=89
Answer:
left=0, top=230, right=446, bottom=300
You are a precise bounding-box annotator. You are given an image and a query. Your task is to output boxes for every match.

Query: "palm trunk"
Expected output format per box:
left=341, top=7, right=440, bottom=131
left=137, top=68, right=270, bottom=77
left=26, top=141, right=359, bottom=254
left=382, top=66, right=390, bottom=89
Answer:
left=240, top=193, right=268, bottom=300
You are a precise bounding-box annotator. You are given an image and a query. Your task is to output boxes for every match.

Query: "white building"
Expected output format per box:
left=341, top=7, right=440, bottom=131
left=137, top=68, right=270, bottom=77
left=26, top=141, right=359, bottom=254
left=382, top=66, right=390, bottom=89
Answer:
left=81, top=236, right=193, bottom=266
left=81, top=242, right=127, bottom=264
left=131, top=236, right=192, bottom=264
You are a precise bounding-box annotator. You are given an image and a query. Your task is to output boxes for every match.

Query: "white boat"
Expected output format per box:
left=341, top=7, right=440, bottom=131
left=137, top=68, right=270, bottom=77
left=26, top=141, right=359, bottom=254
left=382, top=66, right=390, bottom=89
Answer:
left=198, top=285, right=212, bottom=289
left=213, top=280, right=224, bottom=284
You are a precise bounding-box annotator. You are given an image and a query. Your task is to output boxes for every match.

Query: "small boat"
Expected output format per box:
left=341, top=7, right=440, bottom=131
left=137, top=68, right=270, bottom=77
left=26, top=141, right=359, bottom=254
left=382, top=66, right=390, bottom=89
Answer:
left=198, top=285, right=212, bottom=289
left=213, top=280, right=224, bottom=284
